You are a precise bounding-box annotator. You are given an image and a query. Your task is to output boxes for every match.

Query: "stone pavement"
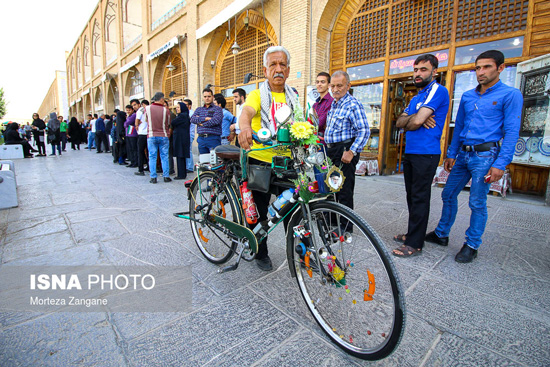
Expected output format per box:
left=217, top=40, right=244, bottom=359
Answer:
left=1, top=148, right=549, bottom=366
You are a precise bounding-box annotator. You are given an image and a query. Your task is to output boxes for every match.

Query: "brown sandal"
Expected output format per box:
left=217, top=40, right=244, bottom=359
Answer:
left=392, top=245, right=421, bottom=258
left=393, top=234, right=407, bottom=243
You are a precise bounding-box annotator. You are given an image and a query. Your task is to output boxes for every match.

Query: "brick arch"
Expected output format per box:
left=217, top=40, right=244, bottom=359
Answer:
left=329, top=0, right=366, bottom=72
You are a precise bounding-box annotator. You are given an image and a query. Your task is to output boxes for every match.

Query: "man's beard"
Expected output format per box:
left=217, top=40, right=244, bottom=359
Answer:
left=414, top=76, right=432, bottom=88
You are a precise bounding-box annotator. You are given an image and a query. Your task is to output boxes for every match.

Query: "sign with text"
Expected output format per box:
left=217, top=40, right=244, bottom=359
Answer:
left=389, top=50, right=449, bottom=75
left=0, top=266, right=192, bottom=312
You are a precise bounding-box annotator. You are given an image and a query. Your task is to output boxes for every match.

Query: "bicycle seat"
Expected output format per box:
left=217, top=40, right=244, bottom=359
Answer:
left=215, top=145, right=241, bottom=160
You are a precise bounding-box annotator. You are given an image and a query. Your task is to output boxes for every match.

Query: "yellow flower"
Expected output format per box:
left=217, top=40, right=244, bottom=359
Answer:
left=290, top=121, right=313, bottom=140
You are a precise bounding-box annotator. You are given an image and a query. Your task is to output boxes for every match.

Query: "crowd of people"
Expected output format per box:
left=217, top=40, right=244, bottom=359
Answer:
left=3, top=45, right=521, bottom=269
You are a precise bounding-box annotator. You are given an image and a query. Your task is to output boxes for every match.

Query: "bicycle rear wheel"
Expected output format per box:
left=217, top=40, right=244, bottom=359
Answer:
left=287, top=200, right=404, bottom=360
left=189, top=170, right=242, bottom=264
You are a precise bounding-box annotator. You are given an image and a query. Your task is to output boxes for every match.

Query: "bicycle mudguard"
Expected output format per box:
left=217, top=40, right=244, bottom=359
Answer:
left=211, top=214, right=258, bottom=254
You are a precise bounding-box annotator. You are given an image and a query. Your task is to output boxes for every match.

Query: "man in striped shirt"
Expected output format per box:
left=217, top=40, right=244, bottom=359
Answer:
left=325, top=70, right=370, bottom=217
left=392, top=54, right=449, bottom=258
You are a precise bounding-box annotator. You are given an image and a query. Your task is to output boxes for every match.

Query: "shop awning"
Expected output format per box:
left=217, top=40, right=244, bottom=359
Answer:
left=196, top=0, right=255, bottom=40
left=120, top=55, right=142, bottom=74
left=146, top=36, right=181, bottom=62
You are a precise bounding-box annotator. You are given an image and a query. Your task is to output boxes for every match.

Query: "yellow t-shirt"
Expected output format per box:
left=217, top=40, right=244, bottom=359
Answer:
left=244, top=89, right=291, bottom=162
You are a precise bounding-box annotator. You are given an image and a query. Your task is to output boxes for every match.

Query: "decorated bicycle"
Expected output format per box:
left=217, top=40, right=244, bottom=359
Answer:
left=175, top=102, right=405, bottom=360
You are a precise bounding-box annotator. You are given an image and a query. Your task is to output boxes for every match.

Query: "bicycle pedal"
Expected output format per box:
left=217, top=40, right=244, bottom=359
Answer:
left=218, top=263, right=238, bottom=273
left=173, top=212, right=190, bottom=217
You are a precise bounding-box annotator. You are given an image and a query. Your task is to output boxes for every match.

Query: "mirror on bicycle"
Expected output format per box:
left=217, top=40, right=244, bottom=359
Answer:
left=274, top=104, right=292, bottom=126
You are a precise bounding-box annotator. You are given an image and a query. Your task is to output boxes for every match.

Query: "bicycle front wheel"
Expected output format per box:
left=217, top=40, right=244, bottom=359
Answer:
left=189, top=170, right=242, bottom=264
left=287, top=200, right=404, bottom=360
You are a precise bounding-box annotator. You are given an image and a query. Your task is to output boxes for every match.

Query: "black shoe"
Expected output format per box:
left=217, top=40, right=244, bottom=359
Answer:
left=425, top=231, right=449, bottom=246
left=49, top=153, right=56, bottom=156
left=149, top=178, right=157, bottom=184
left=164, top=177, right=172, bottom=182
left=169, top=170, right=175, bottom=175
left=126, top=164, right=136, bottom=168
left=256, top=256, right=273, bottom=271
left=174, top=176, right=186, bottom=180
left=97, top=151, right=102, bottom=153
left=134, top=171, right=145, bottom=176
left=455, top=244, right=477, bottom=263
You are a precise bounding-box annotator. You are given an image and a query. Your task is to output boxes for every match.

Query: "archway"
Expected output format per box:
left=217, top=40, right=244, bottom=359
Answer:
left=124, top=67, right=145, bottom=100
left=104, top=1, right=118, bottom=65
left=106, top=79, right=120, bottom=114
left=213, top=10, right=277, bottom=113
left=92, top=20, right=102, bottom=74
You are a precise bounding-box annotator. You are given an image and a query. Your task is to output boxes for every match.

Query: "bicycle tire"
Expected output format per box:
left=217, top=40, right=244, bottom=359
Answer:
left=189, top=170, right=242, bottom=264
left=286, top=200, right=405, bottom=360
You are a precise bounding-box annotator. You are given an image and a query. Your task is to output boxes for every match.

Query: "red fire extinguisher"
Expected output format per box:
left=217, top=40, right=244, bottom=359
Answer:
left=240, top=182, right=258, bottom=225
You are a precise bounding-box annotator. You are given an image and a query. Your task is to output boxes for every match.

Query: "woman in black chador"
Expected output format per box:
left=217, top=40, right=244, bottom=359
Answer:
left=67, top=117, right=82, bottom=150
left=171, top=101, right=191, bottom=180
left=31, top=113, right=46, bottom=156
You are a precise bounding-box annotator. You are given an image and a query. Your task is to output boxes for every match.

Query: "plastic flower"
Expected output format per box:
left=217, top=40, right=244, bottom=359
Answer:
left=290, top=121, right=313, bottom=140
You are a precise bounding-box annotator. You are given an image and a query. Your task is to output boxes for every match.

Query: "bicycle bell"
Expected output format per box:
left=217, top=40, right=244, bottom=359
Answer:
left=257, top=128, right=272, bottom=142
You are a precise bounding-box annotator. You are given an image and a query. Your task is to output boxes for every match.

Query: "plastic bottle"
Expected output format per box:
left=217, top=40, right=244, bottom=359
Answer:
left=268, top=188, right=295, bottom=217
left=240, top=182, right=258, bottom=224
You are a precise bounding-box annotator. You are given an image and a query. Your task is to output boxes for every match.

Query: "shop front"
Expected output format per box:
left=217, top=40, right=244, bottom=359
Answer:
left=330, top=0, right=549, bottom=183
left=511, top=54, right=550, bottom=201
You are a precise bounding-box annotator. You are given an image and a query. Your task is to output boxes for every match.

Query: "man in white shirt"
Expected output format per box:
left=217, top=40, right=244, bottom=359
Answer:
left=134, top=99, right=150, bottom=176
left=184, top=98, right=195, bottom=173
left=229, top=88, right=246, bottom=146
left=88, top=114, right=97, bottom=150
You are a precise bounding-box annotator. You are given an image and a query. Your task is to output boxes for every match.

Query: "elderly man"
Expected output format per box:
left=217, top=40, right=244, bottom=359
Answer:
left=239, top=45, right=301, bottom=271
left=324, top=71, right=370, bottom=222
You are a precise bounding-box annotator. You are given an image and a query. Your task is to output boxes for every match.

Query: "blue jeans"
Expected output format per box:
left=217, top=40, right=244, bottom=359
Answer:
left=197, top=135, right=221, bottom=154
left=87, top=132, right=96, bottom=149
left=186, top=144, right=194, bottom=171
left=435, top=147, right=498, bottom=250
left=147, top=137, right=170, bottom=179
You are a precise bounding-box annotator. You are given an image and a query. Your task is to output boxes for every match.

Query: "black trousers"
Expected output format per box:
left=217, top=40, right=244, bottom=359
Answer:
left=326, top=142, right=360, bottom=211
left=248, top=157, right=291, bottom=260
left=60, top=132, right=67, bottom=151
left=95, top=131, right=109, bottom=153
left=176, top=157, right=187, bottom=179
left=127, top=136, right=138, bottom=165
left=403, top=153, right=440, bottom=249
left=137, top=135, right=148, bottom=172
left=34, top=132, right=46, bottom=155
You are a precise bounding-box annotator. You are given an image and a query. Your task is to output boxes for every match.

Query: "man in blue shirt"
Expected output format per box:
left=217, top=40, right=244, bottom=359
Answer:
left=392, top=54, right=449, bottom=258
left=190, top=88, right=223, bottom=154
left=425, top=50, right=523, bottom=263
left=325, top=70, right=370, bottom=221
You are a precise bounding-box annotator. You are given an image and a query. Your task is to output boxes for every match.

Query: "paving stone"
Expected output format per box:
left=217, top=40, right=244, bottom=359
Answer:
left=71, top=218, right=128, bottom=245
left=4, top=215, right=68, bottom=243
left=65, top=207, right=133, bottom=224
left=203, top=318, right=300, bottom=366
left=423, top=332, right=525, bottom=367
left=3, top=243, right=109, bottom=266
left=50, top=191, right=98, bottom=206
left=125, top=289, right=291, bottom=366
left=0, top=312, right=126, bottom=366
left=407, top=275, right=550, bottom=366
left=2, top=231, right=75, bottom=264
left=257, top=328, right=363, bottom=366
left=7, top=200, right=103, bottom=222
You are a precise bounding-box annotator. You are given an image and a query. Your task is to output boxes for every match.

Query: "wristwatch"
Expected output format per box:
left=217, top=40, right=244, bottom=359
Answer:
left=351, top=150, right=357, bottom=156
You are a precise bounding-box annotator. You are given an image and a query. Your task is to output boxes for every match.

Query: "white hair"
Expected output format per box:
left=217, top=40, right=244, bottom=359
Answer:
left=263, top=46, right=291, bottom=68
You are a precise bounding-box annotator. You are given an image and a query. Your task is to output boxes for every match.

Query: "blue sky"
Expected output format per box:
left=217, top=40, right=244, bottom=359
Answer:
left=0, top=0, right=99, bottom=121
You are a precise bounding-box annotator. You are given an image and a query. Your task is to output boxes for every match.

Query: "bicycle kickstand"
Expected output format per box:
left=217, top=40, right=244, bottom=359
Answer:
left=218, top=246, right=245, bottom=274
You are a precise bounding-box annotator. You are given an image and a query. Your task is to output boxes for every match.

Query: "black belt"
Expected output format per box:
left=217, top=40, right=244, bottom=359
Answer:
left=221, top=136, right=228, bottom=139
left=198, top=133, right=219, bottom=138
left=326, top=138, right=354, bottom=149
left=461, top=142, right=498, bottom=152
